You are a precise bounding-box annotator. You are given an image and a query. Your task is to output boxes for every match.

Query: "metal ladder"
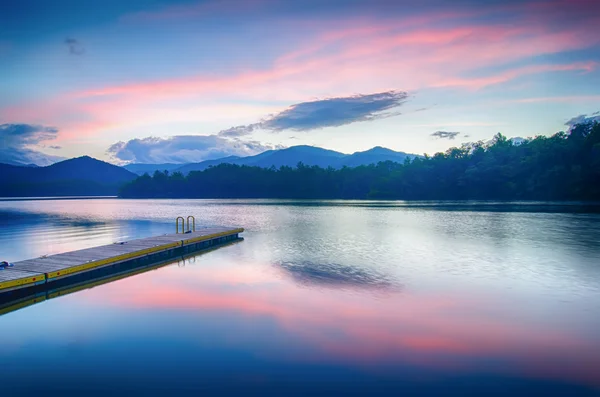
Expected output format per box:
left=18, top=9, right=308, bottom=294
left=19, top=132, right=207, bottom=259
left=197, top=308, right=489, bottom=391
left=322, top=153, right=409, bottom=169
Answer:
left=175, top=216, right=196, bottom=234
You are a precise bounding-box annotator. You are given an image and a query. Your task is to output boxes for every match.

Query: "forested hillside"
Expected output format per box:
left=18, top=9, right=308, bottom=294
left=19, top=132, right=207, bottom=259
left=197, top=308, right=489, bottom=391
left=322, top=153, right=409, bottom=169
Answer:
left=120, top=123, right=600, bottom=200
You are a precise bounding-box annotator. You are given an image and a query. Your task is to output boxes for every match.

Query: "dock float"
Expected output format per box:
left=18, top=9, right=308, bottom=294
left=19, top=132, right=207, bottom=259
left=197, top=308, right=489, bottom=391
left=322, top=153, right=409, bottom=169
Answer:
left=0, top=225, right=243, bottom=296
left=1, top=240, right=242, bottom=317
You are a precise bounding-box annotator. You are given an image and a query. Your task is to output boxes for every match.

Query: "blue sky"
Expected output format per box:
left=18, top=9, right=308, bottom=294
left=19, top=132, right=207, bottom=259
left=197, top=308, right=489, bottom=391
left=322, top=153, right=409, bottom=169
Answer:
left=1, top=0, right=599, bottom=165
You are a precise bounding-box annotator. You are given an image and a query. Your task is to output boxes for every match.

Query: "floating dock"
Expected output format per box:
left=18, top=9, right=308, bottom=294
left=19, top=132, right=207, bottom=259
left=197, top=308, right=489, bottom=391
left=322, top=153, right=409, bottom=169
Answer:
left=0, top=239, right=242, bottom=316
left=0, top=226, right=243, bottom=296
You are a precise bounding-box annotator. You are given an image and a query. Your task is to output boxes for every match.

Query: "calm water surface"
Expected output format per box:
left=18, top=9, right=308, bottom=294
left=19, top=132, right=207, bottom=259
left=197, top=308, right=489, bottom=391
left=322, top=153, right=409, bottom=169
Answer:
left=0, top=199, right=599, bottom=396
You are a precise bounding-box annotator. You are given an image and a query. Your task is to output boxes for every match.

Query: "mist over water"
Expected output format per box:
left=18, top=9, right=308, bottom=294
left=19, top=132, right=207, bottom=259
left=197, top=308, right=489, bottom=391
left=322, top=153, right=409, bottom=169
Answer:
left=1, top=199, right=599, bottom=396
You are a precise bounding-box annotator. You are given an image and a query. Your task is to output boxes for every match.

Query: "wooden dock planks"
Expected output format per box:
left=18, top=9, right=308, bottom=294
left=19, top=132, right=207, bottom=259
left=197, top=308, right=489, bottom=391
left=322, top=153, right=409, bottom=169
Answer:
left=1, top=227, right=243, bottom=294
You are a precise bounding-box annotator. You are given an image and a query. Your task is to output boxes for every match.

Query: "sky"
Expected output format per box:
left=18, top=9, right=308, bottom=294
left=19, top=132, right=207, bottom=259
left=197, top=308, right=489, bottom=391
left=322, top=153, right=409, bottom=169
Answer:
left=1, top=0, right=600, bottom=165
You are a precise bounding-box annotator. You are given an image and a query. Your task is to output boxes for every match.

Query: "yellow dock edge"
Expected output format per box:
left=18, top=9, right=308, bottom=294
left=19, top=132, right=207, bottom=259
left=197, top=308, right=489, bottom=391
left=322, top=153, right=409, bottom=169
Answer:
left=0, top=274, right=46, bottom=292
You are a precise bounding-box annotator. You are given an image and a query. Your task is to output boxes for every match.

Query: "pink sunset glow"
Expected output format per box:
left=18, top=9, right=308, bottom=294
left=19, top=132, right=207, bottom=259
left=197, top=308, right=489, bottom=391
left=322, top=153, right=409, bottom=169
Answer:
left=63, top=257, right=600, bottom=388
left=1, top=0, right=599, bottom=163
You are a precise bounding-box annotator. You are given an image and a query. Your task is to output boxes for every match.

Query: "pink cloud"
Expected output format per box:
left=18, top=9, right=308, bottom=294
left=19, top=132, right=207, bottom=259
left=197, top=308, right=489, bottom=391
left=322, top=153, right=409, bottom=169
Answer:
left=3, top=1, right=599, bottom=143
left=77, top=16, right=599, bottom=102
left=431, top=62, right=597, bottom=89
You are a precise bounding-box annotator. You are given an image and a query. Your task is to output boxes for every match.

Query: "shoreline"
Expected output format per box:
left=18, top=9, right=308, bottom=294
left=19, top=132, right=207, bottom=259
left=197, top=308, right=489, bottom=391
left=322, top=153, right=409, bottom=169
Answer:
left=0, top=196, right=117, bottom=202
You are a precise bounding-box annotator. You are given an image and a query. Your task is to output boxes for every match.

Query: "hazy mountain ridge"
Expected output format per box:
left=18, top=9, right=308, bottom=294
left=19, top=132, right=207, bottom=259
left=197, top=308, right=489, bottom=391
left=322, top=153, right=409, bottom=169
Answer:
left=124, top=163, right=183, bottom=175
left=170, top=145, right=416, bottom=174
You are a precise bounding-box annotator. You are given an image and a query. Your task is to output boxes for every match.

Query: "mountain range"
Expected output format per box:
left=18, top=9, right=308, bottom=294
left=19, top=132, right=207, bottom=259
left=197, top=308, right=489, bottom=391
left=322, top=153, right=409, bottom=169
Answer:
left=125, top=146, right=417, bottom=175
left=0, top=146, right=417, bottom=197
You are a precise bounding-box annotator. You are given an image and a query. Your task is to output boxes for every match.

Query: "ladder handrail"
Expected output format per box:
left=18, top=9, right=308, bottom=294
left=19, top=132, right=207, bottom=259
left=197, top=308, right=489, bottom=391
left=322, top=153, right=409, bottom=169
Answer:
left=186, top=216, right=196, bottom=232
left=175, top=216, right=185, bottom=234
left=176, top=216, right=196, bottom=233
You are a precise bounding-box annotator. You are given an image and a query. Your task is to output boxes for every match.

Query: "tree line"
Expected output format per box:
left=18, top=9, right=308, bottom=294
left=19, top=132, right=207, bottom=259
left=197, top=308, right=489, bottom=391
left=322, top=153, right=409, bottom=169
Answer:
left=119, top=122, right=600, bottom=200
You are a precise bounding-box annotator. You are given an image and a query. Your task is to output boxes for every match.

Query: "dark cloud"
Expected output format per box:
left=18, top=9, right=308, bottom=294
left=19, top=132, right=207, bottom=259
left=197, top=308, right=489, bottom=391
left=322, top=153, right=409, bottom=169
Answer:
left=217, top=124, right=259, bottom=138
left=565, top=112, right=600, bottom=128
left=64, top=38, right=85, bottom=55
left=0, top=124, right=64, bottom=166
left=431, top=131, right=460, bottom=140
left=211, top=91, right=408, bottom=138
left=261, top=90, right=408, bottom=131
left=0, top=123, right=58, bottom=143
left=48, top=145, right=62, bottom=150
left=108, top=135, right=283, bottom=164
left=463, top=134, right=470, bottom=138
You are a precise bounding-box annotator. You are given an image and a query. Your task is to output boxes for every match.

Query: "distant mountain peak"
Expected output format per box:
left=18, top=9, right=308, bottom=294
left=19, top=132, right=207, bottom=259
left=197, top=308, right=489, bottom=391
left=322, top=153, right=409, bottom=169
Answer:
left=61, top=155, right=97, bottom=163
left=358, top=146, right=398, bottom=154
left=279, top=145, right=346, bottom=158
left=171, top=145, right=417, bottom=174
left=284, top=145, right=342, bottom=152
left=78, top=155, right=93, bottom=159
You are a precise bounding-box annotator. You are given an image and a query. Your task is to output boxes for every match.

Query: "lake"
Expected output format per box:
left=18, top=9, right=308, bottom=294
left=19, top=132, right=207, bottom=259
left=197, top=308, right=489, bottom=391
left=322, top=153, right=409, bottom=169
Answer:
left=0, top=199, right=599, bottom=396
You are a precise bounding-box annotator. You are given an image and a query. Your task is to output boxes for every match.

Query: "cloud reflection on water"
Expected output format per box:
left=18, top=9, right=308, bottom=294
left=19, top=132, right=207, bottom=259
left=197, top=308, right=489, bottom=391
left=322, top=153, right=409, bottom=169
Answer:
left=68, top=257, right=600, bottom=389
left=274, top=260, right=399, bottom=292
